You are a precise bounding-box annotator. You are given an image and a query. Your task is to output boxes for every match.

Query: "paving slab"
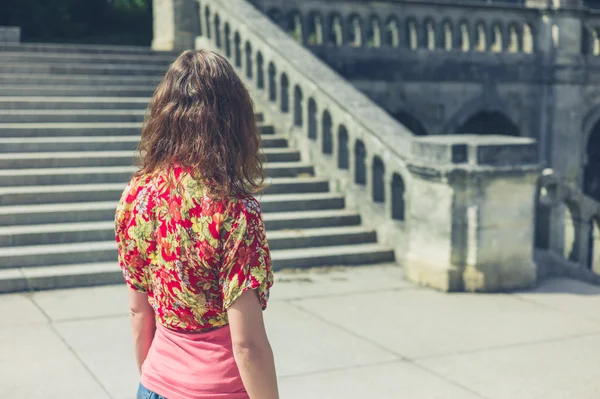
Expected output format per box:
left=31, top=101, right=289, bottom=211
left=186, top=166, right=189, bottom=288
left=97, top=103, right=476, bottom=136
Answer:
left=0, top=293, right=48, bottom=328
left=515, top=277, right=600, bottom=324
left=272, top=264, right=409, bottom=300
left=293, top=288, right=600, bottom=359
left=0, top=325, right=110, bottom=399
left=418, top=333, right=600, bottom=399
left=53, top=315, right=138, bottom=399
left=32, top=284, right=128, bottom=321
left=279, top=361, right=485, bottom=399
left=264, top=300, right=399, bottom=377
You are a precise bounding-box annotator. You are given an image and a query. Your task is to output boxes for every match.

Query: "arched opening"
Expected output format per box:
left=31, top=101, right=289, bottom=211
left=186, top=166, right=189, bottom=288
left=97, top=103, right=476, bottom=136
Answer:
left=308, top=13, right=324, bottom=45
left=349, top=15, right=363, bottom=47
left=584, top=119, right=600, bottom=202
left=460, top=22, right=470, bottom=52
left=256, top=52, right=264, bottom=89
left=408, top=19, right=418, bottom=50
left=224, top=23, right=232, bottom=57
left=491, top=24, right=503, bottom=52
left=508, top=24, right=520, bottom=53
left=393, top=110, right=428, bottom=136
left=443, top=21, right=453, bottom=50
left=322, top=111, right=333, bottom=154
left=289, top=12, right=303, bottom=43
left=245, top=42, right=253, bottom=79
left=294, top=86, right=303, bottom=127
left=205, top=6, right=211, bottom=39
left=523, top=23, right=534, bottom=53
left=391, top=173, right=405, bottom=221
left=214, top=14, right=222, bottom=48
left=455, top=111, right=520, bottom=136
left=308, top=98, right=317, bottom=140
left=425, top=19, right=436, bottom=50
left=368, top=17, right=382, bottom=47
left=475, top=23, right=487, bottom=52
left=385, top=17, right=400, bottom=47
left=592, top=30, right=600, bottom=56
left=234, top=32, right=242, bottom=68
left=280, top=73, right=289, bottom=113
left=268, top=63, right=277, bottom=102
left=372, top=157, right=385, bottom=203
left=338, top=125, right=349, bottom=169
left=354, top=140, right=367, bottom=185
left=330, top=14, right=344, bottom=46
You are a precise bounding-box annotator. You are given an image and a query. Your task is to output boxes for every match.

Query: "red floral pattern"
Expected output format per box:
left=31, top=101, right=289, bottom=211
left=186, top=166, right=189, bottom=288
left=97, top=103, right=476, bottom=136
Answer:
left=115, top=165, right=273, bottom=332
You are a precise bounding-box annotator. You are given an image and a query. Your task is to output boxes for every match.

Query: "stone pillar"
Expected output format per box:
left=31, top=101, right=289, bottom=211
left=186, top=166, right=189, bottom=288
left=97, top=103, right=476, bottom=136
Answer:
left=152, top=0, right=200, bottom=52
left=405, top=135, right=541, bottom=292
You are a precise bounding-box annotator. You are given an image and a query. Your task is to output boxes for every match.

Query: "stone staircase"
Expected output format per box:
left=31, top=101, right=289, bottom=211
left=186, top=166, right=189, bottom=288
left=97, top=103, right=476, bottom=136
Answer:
left=0, top=43, right=394, bottom=293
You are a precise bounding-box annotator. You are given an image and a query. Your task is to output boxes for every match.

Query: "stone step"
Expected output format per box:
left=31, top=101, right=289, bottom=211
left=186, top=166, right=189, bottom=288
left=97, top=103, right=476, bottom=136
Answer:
left=0, top=123, right=277, bottom=137
left=0, top=240, right=391, bottom=271
left=0, top=63, right=168, bottom=76
left=263, top=209, right=361, bottom=231
left=0, top=73, right=161, bottom=86
left=0, top=85, right=156, bottom=97
left=0, top=134, right=287, bottom=152
left=0, top=148, right=295, bottom=169
left=0, top=97, right=150, bottom=110
left=0, top=110, right=146, bottom=123
left=0, top=221, right=371, bottom=249
left=0, top=161, right=310, bottom=186
left=0, top=42, right=178, bottom=56
left=0, top=178, right=330, bottom=206
left=0, top=51, right=175, bottom=66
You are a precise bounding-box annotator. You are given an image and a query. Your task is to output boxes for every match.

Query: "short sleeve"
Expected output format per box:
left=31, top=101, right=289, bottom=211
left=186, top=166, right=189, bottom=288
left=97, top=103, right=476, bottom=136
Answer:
left=220, top=197, right=273, bottom=310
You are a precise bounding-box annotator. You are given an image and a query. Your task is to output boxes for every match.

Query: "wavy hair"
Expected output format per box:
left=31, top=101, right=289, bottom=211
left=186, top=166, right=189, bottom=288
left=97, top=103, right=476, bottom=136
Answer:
left=136, top=49, right=264, bottom=197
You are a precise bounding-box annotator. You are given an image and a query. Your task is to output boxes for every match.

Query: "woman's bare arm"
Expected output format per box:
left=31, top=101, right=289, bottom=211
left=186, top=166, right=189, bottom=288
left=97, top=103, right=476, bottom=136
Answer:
left=228, top=290, right=279, bottom=399
left=128, top=288, right=156, bottom=374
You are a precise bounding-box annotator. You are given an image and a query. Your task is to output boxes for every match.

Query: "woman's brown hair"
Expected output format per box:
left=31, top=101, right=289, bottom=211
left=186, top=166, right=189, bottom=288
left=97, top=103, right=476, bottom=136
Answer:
left=137, top=49, right=264, bottom=197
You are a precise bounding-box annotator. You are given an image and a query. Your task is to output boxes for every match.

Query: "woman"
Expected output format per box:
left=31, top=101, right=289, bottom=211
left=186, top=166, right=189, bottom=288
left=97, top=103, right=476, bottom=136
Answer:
left=115, top=50, right=279, bottom=399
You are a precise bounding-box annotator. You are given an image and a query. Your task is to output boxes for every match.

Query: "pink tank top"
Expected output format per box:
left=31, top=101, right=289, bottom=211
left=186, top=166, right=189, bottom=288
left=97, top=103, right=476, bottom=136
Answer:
left=141, top=323, right=249, bottom=399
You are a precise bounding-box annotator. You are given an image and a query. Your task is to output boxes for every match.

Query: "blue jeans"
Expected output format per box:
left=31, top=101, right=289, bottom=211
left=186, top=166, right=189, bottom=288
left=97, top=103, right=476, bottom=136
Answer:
left=137, top=383, right=167, bottom=399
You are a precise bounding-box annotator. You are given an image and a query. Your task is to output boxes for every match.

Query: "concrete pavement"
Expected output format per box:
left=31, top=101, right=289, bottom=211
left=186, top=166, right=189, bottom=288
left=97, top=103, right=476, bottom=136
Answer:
left=2, top=264, right=600, bottom=398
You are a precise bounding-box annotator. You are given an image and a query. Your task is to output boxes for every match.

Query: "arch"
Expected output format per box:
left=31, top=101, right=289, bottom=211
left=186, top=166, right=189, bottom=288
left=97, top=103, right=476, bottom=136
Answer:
left=391, top=173, right=406, bottom=221
left=205, top=6, right=211, bottom=39
left=385, top=17, right=400, bottom=47
left=224, top=23, right=232, bottom=57
left=459, top=21, right=470, bottom=52
left=442, top=21, right=453, bottom=51
left=348, top=14, right=363, bottom=47
left=322, top=111, right=333, bottom=154
left=256, top=52, right=265, bottom=89
left=372, top=157, right=385, bottom=203
left=329, top=14, right=344, bottom=46
left=214, top=14, right=222, bottom=48
left=268, top=62, right=277, bottom=102
left=338, top=125, right=349, bottom=169
left=393, top=110, right=428, bottom=136
left=245, top=41, right=253, bottom=79
left=491, top=23, right=503, bottom=53
left=234, top=32, right=242, bottom=68
left=475, top=22, right=487, bottom=52
left=293, top=85, right=303, bottom=127
left=368, top=16, right=382, bottom=47
left=592, top=29, right=600, bottom=56
left=508, top=24, right=520, bottom=53
left=408, top=19, right=419, bottom=50
left=308, top=12, right=324, bottom=45
left=308, top=98, right=317, bottom=140
left=354, top=140, right=367, bottom=185
left=584, top=117, right=600, bottom=202
left=425, top=19, right=436, bottom=50
left=523, top=23, right=534, bottom=53
left=280, top=73, right=290, bottom=113
left=455, top=110, right=520, bottom=136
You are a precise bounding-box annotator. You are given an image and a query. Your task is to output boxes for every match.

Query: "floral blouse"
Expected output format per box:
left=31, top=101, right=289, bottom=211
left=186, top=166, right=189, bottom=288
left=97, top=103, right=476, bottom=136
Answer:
left=115, top=165, right=273, bottom=332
